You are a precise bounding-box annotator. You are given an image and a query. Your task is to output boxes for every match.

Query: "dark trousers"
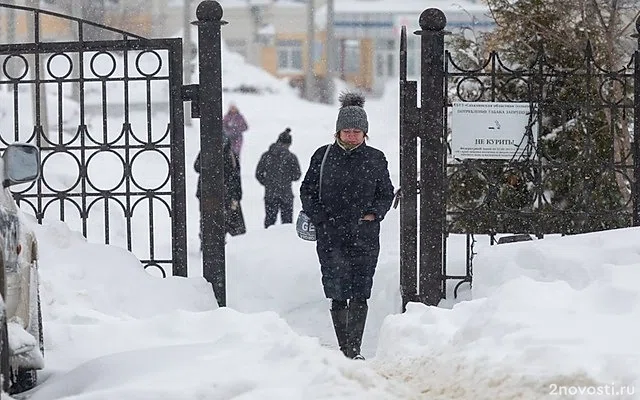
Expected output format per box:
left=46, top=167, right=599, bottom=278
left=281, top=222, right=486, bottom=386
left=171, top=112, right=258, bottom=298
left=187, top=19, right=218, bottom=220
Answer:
left=264, top=196, right=293, bottom=228
left=316, top=221, right=380, bottom=300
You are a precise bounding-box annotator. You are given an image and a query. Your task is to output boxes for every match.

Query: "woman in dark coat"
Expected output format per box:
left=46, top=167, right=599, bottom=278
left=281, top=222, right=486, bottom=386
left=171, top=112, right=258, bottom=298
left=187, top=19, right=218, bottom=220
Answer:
left=300, top=92, right=395, bottom=360
left=195, top=135, right=245, bottom=241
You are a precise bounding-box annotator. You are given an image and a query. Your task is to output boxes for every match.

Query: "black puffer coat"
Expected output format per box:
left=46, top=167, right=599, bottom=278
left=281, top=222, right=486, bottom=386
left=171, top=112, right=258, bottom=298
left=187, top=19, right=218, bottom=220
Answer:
left=255, top=143, right=301, bottom=199
left=300, top=142, right=395, bottom=300
left=194, top=138, right=242, bottom=206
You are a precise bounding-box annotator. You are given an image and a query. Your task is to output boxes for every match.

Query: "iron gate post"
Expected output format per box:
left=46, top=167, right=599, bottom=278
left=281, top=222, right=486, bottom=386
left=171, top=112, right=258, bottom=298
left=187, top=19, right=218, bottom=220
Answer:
left=633, top=17, right=640, bottom=226
left=195, top=1, right=227, bottom=307
left=399, top=26, right=419, bottom=312
left=169, top=40, right=189, bottom=278
left=417, top=9, right=446, bottom=306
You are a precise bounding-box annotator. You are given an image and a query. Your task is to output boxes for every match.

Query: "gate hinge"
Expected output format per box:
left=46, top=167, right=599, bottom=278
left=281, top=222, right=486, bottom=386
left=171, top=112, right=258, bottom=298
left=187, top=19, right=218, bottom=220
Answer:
left=182, top=84, right=201, bottom=118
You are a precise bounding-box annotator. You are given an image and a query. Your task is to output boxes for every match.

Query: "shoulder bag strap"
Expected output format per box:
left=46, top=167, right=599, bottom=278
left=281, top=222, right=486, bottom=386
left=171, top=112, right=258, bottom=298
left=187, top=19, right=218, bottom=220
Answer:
left=318, top=144, right=332, bottom=203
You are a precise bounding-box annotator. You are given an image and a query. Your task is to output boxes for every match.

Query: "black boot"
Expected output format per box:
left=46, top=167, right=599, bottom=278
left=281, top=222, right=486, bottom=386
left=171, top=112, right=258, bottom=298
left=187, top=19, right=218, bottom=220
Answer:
left=347, top=299, right=368, bottom=360
left=330, top=300, right=350, bottom=357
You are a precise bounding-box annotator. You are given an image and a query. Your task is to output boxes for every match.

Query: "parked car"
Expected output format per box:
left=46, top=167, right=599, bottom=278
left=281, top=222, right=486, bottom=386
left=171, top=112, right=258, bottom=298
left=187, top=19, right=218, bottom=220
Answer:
left=0, top=143, right=43, bottom=394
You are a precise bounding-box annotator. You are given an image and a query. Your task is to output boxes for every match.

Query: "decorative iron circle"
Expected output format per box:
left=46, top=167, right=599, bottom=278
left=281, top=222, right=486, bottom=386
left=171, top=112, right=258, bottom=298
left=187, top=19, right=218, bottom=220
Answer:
left=47, top=52, right=73, bottom=80
left=86, top=195, right=127, bottom=223
left=599, top=78, right=626, bottom=105
left=8, top=179, right=37, bottom=195
left=129, top=149, right=171, bottom=192
left=540, top=167, right=581, bottom=211
left=89, top=51, right=117, bottom=78
left=49, top=125, right=88, bottom=149
left=537, top=123, right=584, bottom=165
left=85, top=150, right=126, bottom=192
left=589, top=167, right=633, bottom=211
left=144, top=263, right=167, bottom=278
left=130, top=193, right=173, bottom=222
left=0, top=124, right=40, bottom=148
left=104, top=124, right=128, bottom=147
left=446, top=165, right=489, bottom=211
left=135, top=50, right=162, bottom=77
left=496, top=166, right=537, bottom=210
left=15, top=199, right=38, bottom=218
left=498, top=77, right=531, bottom=102
left=42, top=197, right=82, bottom=221
left=83, top=123, right=128, bottom=147
left=129, top=118, right=171, bottom=146
left=547, top=76, right=580, bottom=101
left=40, top=150, right=82, bottom=193
left=3, top=54, right=29, bottom=81
left=455, top=77, right=485, bottom=102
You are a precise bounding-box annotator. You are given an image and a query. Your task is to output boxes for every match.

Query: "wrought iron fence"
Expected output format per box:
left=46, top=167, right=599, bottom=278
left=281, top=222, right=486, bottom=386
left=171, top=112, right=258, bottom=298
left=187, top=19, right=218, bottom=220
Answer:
left=399, top=7, right=640, bottom=308
left=0, top=3, right=187, bottom=278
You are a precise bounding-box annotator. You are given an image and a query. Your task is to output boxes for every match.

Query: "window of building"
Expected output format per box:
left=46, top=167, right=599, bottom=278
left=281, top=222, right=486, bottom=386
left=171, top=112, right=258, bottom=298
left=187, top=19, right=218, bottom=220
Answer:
left=277, top=40, right=303, bottom=73
left=375, top=39, right=396, bottom=78
left=343, top=40, right=360, bottom=74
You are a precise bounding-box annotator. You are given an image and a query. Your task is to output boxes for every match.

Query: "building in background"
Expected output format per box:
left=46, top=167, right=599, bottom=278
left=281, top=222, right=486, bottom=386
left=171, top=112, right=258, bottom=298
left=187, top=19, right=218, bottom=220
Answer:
left=215, top=0, right=316, bottom=96
left=216, top=0, right=494, bottom=97
left=0, top=0, right=494, bottom=98
left=315, top=0, right=494, bottom=95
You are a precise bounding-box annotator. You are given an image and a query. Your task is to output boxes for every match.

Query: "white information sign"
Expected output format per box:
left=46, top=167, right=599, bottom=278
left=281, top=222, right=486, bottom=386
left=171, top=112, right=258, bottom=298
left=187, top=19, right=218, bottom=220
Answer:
left=451, top=102, right=538, bottom=160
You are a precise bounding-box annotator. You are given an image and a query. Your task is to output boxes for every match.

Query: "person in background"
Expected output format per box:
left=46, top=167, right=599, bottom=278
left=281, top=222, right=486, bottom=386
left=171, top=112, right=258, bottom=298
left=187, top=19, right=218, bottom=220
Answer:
left=299, top=92, right=395, bottom=360
left=222, top=103, right=249, bottom=159
left=194, top=135, right=245, bottom=246
left=255, top=128, right=302, bottom=228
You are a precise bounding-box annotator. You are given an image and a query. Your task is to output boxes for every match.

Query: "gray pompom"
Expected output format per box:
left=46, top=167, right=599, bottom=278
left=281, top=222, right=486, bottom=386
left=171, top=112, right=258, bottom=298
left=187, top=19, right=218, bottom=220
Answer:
left=338, top=92, right=365, bottom=108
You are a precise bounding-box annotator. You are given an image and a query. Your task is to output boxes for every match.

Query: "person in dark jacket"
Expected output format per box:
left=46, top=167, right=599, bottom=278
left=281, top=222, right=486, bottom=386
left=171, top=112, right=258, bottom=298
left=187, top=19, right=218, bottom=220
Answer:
left=194, top=135, right=244, bottom=243
left=255, top=128, right=302, bottom=228
left=299, top=92, right=395, bottom=360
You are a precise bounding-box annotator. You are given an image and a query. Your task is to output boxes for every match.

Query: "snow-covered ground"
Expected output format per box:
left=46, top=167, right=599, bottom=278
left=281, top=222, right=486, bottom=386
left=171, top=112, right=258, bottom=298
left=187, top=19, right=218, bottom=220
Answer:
left=3, top=39, right=638, bottom=400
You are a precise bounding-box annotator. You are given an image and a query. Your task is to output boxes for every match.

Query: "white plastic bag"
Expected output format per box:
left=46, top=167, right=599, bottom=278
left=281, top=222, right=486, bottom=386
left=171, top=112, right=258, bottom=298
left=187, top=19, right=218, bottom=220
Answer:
left=296, top=211, right=316, bottom=241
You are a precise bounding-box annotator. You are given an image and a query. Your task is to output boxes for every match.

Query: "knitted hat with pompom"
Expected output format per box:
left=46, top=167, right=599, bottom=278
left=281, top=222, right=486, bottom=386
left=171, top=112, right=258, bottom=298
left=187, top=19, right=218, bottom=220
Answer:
left=277, top=127, right=292, bottom=145
left=335, top=92, right=368, bottom=134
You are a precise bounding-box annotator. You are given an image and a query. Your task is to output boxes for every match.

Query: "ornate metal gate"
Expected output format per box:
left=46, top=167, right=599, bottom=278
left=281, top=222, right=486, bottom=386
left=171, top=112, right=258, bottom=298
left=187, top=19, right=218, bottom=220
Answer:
left=0, top=3, right=187, bottom=278
left=399, top=8, right=640, bottom=309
